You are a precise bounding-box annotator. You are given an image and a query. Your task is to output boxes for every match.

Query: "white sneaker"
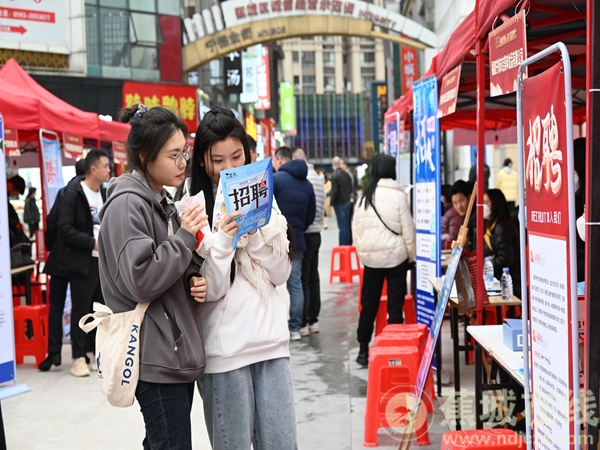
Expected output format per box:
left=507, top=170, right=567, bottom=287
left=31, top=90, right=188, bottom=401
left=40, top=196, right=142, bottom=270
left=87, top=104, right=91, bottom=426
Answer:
left=300, top=326, right=310, bottom=337
left=290, top=331, right=301, bottom=341
left=71, top=357, right=90, bottom=377
left=309, top=323, right=320, bottom=333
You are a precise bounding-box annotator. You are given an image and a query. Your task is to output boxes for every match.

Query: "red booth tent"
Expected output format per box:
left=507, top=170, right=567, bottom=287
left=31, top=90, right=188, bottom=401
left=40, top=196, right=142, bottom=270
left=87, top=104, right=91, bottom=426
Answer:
left=0, top=58, right=129, bottom=143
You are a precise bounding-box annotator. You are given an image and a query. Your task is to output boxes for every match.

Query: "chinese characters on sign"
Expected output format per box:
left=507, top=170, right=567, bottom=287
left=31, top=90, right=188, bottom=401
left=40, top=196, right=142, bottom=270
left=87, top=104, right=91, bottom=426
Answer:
left=122, top=82, right=198, bottom=134
left=224, top=51, right=243, bottom=94
left=489, top=10, right=527, bottom=96
left=4, top=128, right=19, bottom=157
left=526, top=104, right=562, bottom=196
left=62, top=133, right=83, bottom=160
left=437, top=65, right=461, bottom=118
left=401, top=46, right=418, bottom=94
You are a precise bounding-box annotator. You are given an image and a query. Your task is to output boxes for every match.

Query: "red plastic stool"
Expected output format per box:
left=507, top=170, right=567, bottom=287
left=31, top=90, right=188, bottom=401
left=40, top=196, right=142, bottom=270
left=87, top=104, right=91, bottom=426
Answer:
left=364, top=346, right=429, bottom=447
left=373, top=332, right=435, bottom=412
left=13, top=304, right=48, bottom=365
left=329, top=245, right=361, bottom=284
left=441, top=429, right=526, bottom=449
left=403, top=294, right=417, bottom=324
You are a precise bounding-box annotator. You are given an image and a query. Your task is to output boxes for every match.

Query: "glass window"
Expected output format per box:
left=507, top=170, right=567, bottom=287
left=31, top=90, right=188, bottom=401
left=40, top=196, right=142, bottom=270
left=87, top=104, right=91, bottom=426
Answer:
left=323, top=52, right=335, bottom=66
left=292, top=51, right=299, bottom=62
left=360, top=52, right=375, bottom=64
left=99, top=0, right=126, bottom=8
left=100, top=8, right=130, bottom=69
left=301, top=36, right=314, bottom=40
left=302, top=51, right=315, bottom=63
left=302, top=75, right=315, bottom=85
left=323, top=36, right=335, bottom=42
left=130, top=12, right=163, bottom=44
left=361, top=76, right=375, bottom=91
left=294, top=75, right=300, bottom=85
left=86, top=0, right=98, bottom=4
left=324, top=76, right=335, bottom=90
left=131, top=46, right=159, bottom=80
left=130, top=0, right=156, bottom=12
left=158, top=0, right=179, bottom=15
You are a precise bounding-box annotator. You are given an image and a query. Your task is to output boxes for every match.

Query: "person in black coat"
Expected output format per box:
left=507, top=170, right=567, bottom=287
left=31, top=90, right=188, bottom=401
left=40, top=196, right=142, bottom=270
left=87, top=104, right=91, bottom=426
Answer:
left=38, top=159, right=86, bottom=371
left=483, top=189, right=521, bottom=298
left=23, top=187, right=40, bottom=238
left=330, top=156, right=354, bottom=245
left=56, top=150, right=110, bottom=377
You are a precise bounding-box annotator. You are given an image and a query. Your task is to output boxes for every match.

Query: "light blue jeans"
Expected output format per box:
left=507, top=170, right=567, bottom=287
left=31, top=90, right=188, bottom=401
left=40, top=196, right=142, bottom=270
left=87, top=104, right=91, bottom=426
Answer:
left=287, top=253, right=304, bottom=332
left=197, top=358, right=298, bottom=450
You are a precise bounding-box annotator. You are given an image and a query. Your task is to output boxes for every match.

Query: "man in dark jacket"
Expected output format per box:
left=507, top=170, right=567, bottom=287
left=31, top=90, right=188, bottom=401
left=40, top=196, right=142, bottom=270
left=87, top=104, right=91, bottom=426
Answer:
left=57, top=150, right=110, bottom=377
left=273, top=146, right=316, bottom=341
left=330, top=156, right=354, bottom=245
left=38, top=159, right=86, bottom=371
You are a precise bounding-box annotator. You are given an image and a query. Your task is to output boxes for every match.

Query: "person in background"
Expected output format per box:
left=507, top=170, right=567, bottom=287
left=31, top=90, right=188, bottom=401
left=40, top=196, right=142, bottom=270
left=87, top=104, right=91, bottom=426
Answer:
left=273, top=146, right=316, bottom=341
left=101, top=104, right=207, bottom=449
left=6, top=175, right=26, bottom=248
left=496, top=158, right=518, bottom=213
left=469, top=162, right=490, bottom=191
left=38, top=159, right=87, bottom=372
left=573, top=137, right=586, bottom=282
left=292, top=147, right=325, bottom=336
left=441, top=184, right=452, bottom=214
left=340, top=158, right=359, bottom=245
left=483, top=189, right=521, bottom=298
left=442, top=180, right=471, bottom=247
left=247, top=134, right=257, bottom=162
left=23, top=187, right=40, bottom=238
left=330, top=156, right=354, bottom=245
left=321, top=170, right=332, bottom=229
left=185, top=106, right=297, bottom=449
left=352, top=154, right=415, bottom=366
left=57, top=149, right=110, bottom=377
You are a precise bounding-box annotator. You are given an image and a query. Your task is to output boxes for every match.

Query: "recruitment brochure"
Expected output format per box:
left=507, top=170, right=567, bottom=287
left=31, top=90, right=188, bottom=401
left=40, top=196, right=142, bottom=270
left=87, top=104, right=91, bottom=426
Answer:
left=217, top=158, right=273, bottom=248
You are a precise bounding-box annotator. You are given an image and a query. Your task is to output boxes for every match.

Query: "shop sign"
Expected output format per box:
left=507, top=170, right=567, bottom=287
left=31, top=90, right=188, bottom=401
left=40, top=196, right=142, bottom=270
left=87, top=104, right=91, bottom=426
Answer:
left=122, top=82, right=198, bottom=134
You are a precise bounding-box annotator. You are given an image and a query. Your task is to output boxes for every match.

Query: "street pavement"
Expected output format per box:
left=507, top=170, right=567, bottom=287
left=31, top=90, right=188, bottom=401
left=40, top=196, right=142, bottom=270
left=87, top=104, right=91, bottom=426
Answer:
left=2, top=218, right=478, bottom=449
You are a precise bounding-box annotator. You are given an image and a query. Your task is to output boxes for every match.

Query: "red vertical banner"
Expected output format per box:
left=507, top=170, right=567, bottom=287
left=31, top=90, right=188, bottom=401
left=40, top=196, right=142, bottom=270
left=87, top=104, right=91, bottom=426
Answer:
left=4, top=128, right=19, bottom=156
left=437, top=65, right=461, bottom=118
left=489, top=10, right=527, bottom=96
left=111, top=141, right=128, bottom=165
left=255, top=46, right=271, bottom=110
left=523, top=61, right=575, bottom=449
left=259, top=119, right=272, bottom=158
left=62, top=132, right=84, bottom=159
left=401, top=46, right=418, bottom=94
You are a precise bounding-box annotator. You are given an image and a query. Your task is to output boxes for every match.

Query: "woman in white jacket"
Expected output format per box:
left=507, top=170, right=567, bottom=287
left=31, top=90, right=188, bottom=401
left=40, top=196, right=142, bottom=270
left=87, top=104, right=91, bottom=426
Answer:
left=183, top=107, right=297, bottom=449
left=352, top=154, right=416, bottom=366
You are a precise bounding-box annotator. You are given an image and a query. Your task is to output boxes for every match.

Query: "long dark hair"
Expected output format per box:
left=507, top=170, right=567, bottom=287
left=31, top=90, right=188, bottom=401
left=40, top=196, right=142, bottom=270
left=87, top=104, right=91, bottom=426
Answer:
left=359, top=153, right=396, bottom=210
left=486, top=189, right=510, bottom=223
left=118, top=105, right=188, bottom=178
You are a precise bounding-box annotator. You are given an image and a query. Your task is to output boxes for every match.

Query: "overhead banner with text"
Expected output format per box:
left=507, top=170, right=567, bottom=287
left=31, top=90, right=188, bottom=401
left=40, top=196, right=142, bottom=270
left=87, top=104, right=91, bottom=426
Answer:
left=412, top=75, right=441, bottom=333
left=401, top=46, right=418, bottom=95
left=437, top=65, right=461, bottom=118
left=522, top=60, right=576, bottom=450
left=489, top=10, right=527, bottom=96
left=123, top=82, right=198, bottom=134
left=224, top=51, right=243, bottom=94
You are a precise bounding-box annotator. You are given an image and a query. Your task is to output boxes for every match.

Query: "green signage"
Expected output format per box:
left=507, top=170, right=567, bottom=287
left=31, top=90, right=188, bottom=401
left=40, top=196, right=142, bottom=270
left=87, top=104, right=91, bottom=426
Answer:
left=280, top=82, right=296, bottom=134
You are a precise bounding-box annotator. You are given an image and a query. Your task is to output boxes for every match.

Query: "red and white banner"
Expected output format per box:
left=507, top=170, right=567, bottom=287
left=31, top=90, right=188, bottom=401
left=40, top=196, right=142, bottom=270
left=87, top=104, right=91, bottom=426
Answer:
left=489, top=10, right=527, bottom=96
left=523, top=61, right=575, bottom=450
left=4, top=128, right=19, bottom=156
left=437, top=65, right=461, bottom=118
left=112, top=141, right=128, bottom=165
left=122, top=82, right=198, bottom=135
left=62, top=132, right=84, bottom=160
left=401, top=46, right=418, bottom=94
left=255, top=46, right=271, bottom=110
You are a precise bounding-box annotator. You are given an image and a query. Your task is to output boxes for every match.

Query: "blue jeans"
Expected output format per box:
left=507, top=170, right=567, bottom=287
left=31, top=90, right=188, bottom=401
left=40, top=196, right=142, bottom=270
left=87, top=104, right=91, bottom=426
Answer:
left=135, top=380, right=195, bottom=449
left=334, top=203, right=352, bottom=246
left=287, top=253, right=304, bottom=332
left=198, top=358, right=298, bottom=450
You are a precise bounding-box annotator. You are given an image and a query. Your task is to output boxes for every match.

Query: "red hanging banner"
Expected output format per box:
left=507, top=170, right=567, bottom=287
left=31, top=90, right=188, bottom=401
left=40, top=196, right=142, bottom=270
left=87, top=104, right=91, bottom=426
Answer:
left=62, top=132, right=84, bottom=160
left=112, top=141, right=128, bottom=164
left=255, top=46, right=271, bottom=110
left=489, top=10, right=527, bottom=96
left=522, top=61, right=575, bottom=449
left=437, top=65, right=461, bottom=118
left=401, top=46, right=418, bottom=95
left=4, top=128, right=19, bottom=156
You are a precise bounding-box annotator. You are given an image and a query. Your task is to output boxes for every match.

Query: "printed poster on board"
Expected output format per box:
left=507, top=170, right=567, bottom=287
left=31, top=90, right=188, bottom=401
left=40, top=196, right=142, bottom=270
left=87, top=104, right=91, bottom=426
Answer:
left=412, top=76, right=441, bottom=334
left=523, top=60, right=576, bottom=450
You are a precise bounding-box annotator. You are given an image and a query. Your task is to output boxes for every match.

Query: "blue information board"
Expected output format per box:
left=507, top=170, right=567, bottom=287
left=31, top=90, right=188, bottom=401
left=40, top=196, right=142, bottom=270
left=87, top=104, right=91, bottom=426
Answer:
left=412, top=76, right=442, bottom=334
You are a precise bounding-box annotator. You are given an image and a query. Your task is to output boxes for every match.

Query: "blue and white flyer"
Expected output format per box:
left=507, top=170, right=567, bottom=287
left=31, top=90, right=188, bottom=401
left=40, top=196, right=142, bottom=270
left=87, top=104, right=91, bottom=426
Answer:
left=219, top=158, right=273, bottom=248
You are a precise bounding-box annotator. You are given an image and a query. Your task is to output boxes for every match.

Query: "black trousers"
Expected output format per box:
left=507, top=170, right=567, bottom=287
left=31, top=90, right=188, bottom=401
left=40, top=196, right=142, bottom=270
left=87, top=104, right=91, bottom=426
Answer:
left=70, top=258, right=104, bottom=359
left=301, top=233, right=322, bottom=327
left=47, top=274, right=69, bottom=355
left=357, top=260, right=409, bottom=344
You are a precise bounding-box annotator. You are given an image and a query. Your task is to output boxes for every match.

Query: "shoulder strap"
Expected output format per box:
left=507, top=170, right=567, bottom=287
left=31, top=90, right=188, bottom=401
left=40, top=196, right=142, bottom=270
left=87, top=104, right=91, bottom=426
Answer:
left=371, top=203, right=399, bottom=236
left=79, top=301, right=150, bottom=333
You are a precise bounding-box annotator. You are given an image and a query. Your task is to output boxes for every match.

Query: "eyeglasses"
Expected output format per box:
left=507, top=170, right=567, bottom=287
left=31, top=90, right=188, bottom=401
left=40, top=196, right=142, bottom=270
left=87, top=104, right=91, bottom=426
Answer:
left=172, top=144, right=192, bottom=166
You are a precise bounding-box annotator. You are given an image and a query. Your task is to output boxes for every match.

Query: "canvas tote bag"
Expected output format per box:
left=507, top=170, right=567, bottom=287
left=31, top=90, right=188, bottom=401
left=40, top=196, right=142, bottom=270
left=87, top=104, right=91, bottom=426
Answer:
left=79, top=301, right=150, bottom=407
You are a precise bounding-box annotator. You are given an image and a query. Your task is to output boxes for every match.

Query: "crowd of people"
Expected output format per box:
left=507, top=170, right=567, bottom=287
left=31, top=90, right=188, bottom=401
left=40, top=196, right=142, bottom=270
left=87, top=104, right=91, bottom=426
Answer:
left=8, top=101, right=569, bottom=448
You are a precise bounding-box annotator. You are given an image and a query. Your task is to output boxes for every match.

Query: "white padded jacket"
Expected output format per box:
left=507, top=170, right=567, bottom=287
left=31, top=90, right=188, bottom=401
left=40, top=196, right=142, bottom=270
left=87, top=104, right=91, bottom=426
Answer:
left=352, top=179, right=416, bottom=268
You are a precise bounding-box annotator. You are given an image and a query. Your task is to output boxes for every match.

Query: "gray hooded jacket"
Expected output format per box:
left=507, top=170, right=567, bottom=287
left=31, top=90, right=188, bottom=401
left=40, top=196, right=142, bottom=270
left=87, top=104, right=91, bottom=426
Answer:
left=98, top=172, right=205, bottom=383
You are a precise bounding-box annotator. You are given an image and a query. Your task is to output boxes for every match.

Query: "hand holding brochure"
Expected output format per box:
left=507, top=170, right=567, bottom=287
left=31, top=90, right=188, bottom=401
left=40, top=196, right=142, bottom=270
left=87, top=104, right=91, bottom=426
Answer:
left=217, top=158, right=274, bottom=248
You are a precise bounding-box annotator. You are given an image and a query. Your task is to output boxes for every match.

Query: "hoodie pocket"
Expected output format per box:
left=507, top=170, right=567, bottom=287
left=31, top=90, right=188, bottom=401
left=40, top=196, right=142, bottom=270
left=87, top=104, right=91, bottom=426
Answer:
left=168, top=300, right=205, bottom=371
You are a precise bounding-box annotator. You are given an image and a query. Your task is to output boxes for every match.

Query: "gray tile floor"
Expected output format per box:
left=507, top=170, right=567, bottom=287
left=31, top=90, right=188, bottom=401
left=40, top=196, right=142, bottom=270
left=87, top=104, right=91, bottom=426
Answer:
left=2, top=218, right=479, bottom=449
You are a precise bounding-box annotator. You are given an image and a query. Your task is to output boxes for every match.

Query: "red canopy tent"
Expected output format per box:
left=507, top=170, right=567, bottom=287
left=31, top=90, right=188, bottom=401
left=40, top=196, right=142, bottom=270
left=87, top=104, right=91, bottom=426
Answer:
left=0, top=58, right=129, bottom=143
